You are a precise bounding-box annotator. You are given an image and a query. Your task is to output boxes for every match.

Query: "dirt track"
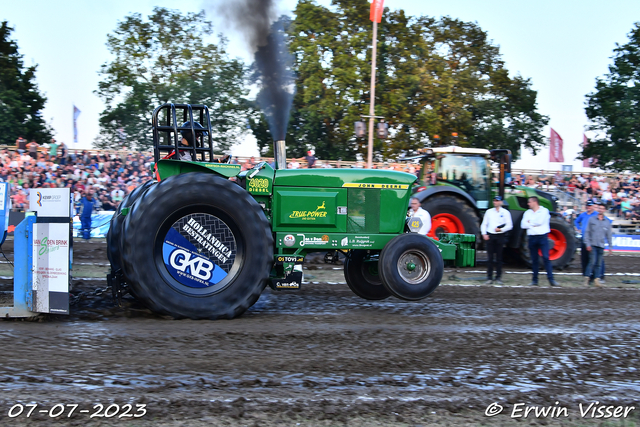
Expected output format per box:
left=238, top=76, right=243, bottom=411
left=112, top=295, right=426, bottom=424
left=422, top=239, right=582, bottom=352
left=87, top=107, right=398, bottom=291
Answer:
left=0, top=241, right=639, bottom=426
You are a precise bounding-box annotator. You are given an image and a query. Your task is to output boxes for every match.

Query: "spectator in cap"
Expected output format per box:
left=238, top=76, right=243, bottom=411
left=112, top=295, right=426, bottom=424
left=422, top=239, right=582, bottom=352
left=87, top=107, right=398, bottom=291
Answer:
left=481, top=195, right=513, bottom=284
left=305, top=150, right=316, bottom=168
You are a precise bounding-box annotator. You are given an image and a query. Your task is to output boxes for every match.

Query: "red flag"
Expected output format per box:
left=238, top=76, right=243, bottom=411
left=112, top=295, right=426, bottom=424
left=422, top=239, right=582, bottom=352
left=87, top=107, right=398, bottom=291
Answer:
left=549, top=128, right=564, bottom=162
left=370, top=0, right=384, bottom=23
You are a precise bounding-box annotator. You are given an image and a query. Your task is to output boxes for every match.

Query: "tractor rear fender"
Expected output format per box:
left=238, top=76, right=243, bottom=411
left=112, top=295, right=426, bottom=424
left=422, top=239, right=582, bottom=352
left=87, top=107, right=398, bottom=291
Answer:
left=412, top=186, right=479, bottom=213
left=155, top=159, right=241, bottom=181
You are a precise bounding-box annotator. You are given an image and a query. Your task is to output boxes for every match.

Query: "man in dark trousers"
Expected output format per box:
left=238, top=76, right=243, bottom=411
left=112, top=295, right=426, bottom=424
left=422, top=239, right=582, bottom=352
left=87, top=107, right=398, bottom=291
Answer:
left=481, top=195, right=513, bottom=284
left=574, top=200, right=608, bottom=282
left=521, top=196, right=559, bottom=286
left=574, top=201, right=597, bottom=274
left=77, top=187, right=98, bottom=240
left=583, top=202, right=613, bottom=287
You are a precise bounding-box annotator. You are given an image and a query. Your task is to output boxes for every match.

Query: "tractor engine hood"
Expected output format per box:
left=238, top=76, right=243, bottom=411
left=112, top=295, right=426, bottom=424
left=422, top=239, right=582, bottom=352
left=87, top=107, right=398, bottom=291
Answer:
left=273, top=169, right=417, bottom=189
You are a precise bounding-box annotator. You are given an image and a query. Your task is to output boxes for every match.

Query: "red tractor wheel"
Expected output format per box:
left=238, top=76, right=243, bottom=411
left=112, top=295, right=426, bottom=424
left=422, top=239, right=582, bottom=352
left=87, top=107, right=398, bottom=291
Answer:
left=547, top=228, right=568, bottom=261
left=421, top=195, right=480, bottom=241
left=428, top=213, right=465, bottom=240
left=519, top=216, right=576, bottom=270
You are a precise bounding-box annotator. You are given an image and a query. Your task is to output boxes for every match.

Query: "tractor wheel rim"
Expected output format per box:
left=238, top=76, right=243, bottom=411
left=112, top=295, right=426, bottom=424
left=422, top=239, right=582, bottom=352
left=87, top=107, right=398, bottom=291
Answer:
left=360, top=260, right=382, bottom=285
left=428, top=213, right=464, bottom=240
left=547, top=229, right=567, bottom=261
left=160, top=212, right=238, bottom=293
left=397, top=250, right=431, bottom=284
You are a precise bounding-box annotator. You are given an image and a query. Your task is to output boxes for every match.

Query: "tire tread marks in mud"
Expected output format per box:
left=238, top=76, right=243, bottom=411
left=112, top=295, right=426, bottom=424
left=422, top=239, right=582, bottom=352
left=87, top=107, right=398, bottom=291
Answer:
left=344, top=250, right=390, bottom=300
left=379, top=234, right=444, bottom=301
left=120, top=173, right=273, bottom=319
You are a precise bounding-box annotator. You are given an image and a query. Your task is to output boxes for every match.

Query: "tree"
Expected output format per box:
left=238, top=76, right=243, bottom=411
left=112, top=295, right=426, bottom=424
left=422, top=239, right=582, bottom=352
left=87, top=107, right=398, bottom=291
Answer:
left=95, top=7, right=249, bottom=151
left=0, top=21, right=51, bottom=146
left=584, top=23, right=640, bottom=172
left=271, top=0, right=547, bottom=161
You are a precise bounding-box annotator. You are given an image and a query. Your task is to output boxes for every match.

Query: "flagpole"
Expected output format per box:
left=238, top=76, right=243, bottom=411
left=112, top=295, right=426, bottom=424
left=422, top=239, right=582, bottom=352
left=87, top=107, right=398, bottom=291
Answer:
left=367, top=20, right=378, bottom=169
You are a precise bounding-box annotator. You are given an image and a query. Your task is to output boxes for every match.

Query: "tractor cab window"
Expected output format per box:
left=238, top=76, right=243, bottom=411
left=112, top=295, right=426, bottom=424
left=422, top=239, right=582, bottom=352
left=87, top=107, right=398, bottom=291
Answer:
left=438, top=154, right=490, bottom=201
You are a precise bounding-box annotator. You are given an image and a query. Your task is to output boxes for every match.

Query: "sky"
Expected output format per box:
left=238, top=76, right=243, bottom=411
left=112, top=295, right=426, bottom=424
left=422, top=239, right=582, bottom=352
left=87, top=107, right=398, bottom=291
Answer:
left=2, top=0, right=640, bottom=171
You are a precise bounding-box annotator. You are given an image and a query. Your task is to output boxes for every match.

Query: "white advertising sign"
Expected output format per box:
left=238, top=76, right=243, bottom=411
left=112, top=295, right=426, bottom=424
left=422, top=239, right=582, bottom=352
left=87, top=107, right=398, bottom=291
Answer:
left=32, top=223, right=70, bottom=313
left=29, top=188, right=71, bottom=218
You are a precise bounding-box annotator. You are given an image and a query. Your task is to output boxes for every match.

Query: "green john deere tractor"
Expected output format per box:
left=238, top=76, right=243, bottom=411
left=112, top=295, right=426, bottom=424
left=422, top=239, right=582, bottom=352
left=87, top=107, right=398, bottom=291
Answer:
left=409, top=146, right=576, bottom=269
left=106, top=104, right=476, bottom=319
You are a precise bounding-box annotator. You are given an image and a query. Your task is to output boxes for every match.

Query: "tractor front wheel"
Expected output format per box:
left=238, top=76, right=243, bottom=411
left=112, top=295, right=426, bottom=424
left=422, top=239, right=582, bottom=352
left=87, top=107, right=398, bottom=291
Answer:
left=344, top=250, right=390, bottom=300
left=379, top=234, right=444, bottom=301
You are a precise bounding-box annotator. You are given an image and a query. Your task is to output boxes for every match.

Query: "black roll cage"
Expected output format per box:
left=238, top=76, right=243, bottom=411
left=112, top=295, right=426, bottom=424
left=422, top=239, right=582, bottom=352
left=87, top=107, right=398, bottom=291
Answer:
left=151, top=103, right=220, bottom=163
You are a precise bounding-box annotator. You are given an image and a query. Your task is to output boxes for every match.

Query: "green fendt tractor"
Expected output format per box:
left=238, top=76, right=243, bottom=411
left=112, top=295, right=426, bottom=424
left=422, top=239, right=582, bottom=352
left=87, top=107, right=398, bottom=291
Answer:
left=106, top=104, right=475, bottom=319
left=409, top=146, right=576, bottom=269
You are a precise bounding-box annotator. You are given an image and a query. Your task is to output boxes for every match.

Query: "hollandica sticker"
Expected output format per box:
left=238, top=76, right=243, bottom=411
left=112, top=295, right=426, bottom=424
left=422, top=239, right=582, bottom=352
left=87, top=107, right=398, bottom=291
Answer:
left=162, top=214, right=236, bottom=288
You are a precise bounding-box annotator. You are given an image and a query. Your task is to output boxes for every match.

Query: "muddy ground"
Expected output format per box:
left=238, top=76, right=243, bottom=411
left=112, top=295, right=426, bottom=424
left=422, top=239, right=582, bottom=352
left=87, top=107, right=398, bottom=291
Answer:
left=0, top=240, right=639, bottom=426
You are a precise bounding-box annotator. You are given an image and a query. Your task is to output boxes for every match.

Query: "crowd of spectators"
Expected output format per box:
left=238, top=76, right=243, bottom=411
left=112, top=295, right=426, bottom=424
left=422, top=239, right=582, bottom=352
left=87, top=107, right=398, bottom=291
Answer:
left=504, top=171, right=640, bottom=222
left=4, top=137, right=154, bottom=214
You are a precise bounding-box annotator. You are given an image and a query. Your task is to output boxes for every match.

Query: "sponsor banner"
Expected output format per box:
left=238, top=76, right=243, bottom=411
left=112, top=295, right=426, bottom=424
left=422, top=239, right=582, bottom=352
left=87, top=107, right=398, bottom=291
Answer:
left=275, top=255, right=305, bottom=265
left=297, top=233, right=331, bottom=247
left=605, top=234, right=640, bottom=252
left=276, top=233, right=396, bottom=250
left=341, top=235, right=376, bottom=249
left=342, top=183, right=409, bottom=189
left=162, top=214, right=236, bottom=289
left=30, top=188, right=71, bottom=218
left=32, top=223, right=69, bottom=314
left=289, top=201, right=328, bottom=221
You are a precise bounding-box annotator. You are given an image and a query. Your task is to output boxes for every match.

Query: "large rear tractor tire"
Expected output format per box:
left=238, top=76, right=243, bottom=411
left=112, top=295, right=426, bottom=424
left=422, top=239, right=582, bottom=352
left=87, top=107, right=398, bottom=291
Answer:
left=379, top=234, right=444, bottom=301
left=120, top=173, right=273, bottom=319
left=344, top=250, right=390, bottom=300
left=519, top=216, right=576, bottom=270
left=421, top=195, right=480, bottom=241
left=107, top=180, right=155, bottom=273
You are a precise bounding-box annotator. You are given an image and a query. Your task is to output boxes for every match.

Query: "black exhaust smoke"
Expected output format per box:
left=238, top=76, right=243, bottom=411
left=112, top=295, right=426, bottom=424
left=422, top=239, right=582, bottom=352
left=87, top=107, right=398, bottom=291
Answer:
left=217, top=0, right=294, bottom=143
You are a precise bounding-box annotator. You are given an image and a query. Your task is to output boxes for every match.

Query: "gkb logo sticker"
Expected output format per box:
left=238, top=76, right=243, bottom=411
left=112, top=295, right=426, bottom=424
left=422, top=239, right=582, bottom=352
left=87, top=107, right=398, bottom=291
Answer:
left=169, top=249, right=214, bottom=281
left=162, top=226, right=229, bottom=288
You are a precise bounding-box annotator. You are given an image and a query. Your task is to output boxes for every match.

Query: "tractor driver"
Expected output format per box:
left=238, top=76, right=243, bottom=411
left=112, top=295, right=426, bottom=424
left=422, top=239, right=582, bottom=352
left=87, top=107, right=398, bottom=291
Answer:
left=164, top=121, right=230, bottom=163
left=174, top=121, right=208, bottom=161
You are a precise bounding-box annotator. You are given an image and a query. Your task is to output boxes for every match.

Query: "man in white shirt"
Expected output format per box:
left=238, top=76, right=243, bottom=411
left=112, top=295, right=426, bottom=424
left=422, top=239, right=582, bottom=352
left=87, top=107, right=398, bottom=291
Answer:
left=481, top=196, right=513, bottom=285
left=521, top=196, right=559, bottom=286
left=408, top=198, right=432, bottom=235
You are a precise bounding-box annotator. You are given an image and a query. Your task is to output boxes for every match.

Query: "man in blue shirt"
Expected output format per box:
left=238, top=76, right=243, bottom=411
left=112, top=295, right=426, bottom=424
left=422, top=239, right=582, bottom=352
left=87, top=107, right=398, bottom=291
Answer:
left=574, top=201, right=608, bottom=282
left=77, top=188, right=98, bottom=240
left=574, top=201, right=597, bottom=275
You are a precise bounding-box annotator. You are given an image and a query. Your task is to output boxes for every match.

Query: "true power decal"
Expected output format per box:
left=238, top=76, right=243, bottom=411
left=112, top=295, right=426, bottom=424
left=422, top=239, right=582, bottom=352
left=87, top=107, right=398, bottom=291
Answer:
left=162, top=214, right=237, bottom=288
